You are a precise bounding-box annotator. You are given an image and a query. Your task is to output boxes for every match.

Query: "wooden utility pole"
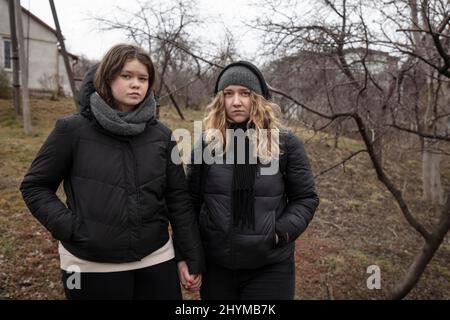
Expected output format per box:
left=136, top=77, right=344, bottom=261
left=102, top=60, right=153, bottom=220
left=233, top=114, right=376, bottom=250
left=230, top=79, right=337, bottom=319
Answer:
left=8, top=0, right=21, bottom=115
left=14, top=0, right=32, bottom=134
left=49, top=0, right=79, bottom=111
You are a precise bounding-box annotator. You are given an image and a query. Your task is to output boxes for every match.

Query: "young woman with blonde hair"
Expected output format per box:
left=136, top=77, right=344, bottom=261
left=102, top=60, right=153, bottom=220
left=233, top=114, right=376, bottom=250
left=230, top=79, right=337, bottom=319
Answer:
left=184, top=61, right=319, bottom=300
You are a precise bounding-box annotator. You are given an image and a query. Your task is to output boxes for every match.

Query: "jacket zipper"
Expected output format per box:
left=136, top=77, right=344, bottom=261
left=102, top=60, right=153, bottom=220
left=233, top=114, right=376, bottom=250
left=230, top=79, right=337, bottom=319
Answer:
left=126, top=141, right=141, bottom=259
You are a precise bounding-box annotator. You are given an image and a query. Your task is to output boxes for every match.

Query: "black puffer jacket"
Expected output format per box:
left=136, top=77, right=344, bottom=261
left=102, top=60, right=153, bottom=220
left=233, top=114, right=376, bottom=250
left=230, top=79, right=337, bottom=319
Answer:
left=186, top=130, right=319, bottom=270
left=20, top=68, right=205, bottom=273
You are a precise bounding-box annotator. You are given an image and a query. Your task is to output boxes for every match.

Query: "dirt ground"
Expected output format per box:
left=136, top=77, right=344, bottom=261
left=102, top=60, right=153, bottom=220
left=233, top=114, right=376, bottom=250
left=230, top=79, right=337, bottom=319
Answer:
left=0, top=98, right=449, bottom=300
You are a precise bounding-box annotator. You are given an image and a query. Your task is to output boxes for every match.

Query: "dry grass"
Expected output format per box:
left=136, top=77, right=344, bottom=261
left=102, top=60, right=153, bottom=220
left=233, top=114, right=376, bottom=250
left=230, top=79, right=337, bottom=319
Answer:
left=1, top=97, right=449, bottom=300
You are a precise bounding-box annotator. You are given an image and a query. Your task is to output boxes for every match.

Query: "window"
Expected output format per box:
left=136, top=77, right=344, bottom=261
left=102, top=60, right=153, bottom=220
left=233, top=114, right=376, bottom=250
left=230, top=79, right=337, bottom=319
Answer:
left=4, top=39, right=12, bottom=70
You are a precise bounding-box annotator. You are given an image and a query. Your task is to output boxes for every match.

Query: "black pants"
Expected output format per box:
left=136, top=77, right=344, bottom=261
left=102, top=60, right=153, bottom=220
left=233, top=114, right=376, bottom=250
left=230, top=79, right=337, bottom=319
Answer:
left=201, top=255, right=295, bottom=300
left=61, top=259, right=182, bottom=300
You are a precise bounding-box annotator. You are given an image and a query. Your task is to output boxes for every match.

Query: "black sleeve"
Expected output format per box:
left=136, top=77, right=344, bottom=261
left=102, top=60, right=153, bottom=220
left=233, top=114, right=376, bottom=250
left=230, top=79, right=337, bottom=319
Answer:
left=185, top=137, right=204, bottom=217
left=275, top=131, right=319, bottom=247
left=165, top=135, right=205, bottom=274
left=20, top=118, right=75, bottom=242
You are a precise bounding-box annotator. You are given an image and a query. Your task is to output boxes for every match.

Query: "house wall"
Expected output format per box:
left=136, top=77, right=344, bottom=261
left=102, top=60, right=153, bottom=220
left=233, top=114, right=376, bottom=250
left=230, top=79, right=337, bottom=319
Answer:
left=0, top=0, right=73, bottom=95
left=58, top=54, right=73, bottom=96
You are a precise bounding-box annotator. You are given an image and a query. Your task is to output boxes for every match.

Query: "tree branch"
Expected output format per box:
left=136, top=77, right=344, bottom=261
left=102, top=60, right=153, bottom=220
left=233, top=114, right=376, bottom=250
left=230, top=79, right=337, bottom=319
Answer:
left=314, top=149, right=367, bottom=179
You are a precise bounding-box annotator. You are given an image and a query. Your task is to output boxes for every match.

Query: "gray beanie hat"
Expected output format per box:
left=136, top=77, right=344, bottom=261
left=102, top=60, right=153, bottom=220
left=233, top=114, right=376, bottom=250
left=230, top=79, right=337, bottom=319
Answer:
left=216, top=65, right=263, bottom=95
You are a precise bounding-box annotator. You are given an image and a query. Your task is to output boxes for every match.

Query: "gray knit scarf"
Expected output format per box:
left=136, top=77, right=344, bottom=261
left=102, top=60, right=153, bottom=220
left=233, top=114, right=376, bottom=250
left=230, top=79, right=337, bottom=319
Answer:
left=90, top=92, right=156, bottom=136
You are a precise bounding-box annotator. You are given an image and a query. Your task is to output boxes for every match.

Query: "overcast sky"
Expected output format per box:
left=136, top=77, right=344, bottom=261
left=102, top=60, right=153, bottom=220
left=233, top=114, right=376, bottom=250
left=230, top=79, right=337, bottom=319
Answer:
left=21, top=0, right=262, bottom=61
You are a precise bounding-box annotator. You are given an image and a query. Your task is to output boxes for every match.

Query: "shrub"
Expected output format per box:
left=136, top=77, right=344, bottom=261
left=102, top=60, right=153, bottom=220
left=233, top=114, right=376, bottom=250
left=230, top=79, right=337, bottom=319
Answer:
left=0, top=70, right=12, bottom=99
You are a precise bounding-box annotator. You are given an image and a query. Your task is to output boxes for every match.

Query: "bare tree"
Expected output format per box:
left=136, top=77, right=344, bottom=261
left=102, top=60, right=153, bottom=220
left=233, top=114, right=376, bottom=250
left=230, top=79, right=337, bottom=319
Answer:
left=93, top=0, right=208, bottom=117
left=374, top=0, right=450, bottom=205
left=253, top=0, right=450, bottom=299
left=254, top=0, right=400, bottom=162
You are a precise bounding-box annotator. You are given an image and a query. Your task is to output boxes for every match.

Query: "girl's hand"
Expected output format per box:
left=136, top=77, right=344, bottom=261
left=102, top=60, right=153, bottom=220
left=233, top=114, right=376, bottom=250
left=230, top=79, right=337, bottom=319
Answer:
left=177, top=260, right=202, bottom=292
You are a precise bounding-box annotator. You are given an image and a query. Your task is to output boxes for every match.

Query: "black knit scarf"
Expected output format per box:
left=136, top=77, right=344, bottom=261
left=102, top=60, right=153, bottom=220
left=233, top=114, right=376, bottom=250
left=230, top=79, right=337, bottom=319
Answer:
left=230, top=122, right=257, bottom=230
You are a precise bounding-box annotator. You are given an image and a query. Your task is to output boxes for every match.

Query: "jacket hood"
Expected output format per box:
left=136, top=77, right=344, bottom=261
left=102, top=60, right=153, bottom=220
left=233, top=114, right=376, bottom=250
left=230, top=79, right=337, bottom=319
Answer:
left=77, top=64, right=99, bottom=112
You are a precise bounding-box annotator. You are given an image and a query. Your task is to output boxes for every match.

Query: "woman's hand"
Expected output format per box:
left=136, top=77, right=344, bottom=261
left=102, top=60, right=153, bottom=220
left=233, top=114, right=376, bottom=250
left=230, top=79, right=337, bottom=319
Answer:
left=177, top=260, right=202, bottom=292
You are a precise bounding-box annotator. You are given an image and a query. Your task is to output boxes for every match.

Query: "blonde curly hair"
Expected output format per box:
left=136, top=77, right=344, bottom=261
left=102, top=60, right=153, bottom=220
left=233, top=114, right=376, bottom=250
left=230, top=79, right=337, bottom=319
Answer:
left=203, top=91, right=284, bottom=162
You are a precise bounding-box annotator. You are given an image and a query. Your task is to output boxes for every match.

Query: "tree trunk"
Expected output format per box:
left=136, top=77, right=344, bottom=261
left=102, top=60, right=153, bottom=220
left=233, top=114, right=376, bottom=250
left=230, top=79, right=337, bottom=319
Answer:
left=390, top=194, right=450, bottom=299
left=422, top=138, right=443, bottom=205
left=8, top=0, right=21, bottom=115
left=373, top=129, right=383, bottom=165
left=163, top=82, right=185, bottom=121
left=333, top=121, right=342, bottom=149
left=421, top=69, right=443, bottom=205
left=15, top=0, right=32, bottom=135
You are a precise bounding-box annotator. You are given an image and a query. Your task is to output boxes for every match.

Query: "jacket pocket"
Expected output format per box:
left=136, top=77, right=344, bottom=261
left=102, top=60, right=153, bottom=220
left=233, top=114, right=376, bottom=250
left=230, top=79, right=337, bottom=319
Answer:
left=70, top=214, right=90, bottom=246
left=233, top=233, right=275, bottom=268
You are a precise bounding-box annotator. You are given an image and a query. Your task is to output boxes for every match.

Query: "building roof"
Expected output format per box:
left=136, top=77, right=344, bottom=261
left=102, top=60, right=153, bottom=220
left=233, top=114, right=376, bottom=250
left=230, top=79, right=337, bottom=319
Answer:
left=21, top=6, right=58, bottom=36
left=20, top=5, right=79, bottom=60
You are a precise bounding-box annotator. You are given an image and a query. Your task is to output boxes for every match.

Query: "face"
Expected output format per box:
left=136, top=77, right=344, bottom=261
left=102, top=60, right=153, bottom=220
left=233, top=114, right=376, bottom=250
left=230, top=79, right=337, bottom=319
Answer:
left=110, top=59, right=149, bottom=112
left=223, top=85, right=252, bottom=124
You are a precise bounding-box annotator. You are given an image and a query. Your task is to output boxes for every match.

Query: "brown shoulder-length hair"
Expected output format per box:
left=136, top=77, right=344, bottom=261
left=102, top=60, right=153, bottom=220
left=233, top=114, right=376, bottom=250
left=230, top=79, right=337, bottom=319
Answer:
left=94, top=44, right=156, bottom=108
